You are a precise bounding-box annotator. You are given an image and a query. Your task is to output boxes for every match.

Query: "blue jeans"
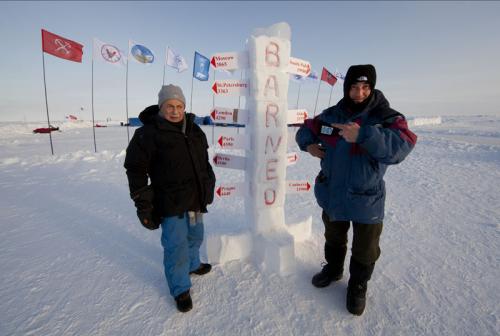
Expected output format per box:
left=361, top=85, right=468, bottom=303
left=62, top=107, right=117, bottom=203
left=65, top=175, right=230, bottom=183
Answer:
left=160, top=213, right=204, bottom=298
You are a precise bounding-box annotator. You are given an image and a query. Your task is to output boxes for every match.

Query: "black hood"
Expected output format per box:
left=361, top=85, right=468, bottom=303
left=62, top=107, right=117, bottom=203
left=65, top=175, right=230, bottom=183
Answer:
left=343, top=64, right=377, bottom=97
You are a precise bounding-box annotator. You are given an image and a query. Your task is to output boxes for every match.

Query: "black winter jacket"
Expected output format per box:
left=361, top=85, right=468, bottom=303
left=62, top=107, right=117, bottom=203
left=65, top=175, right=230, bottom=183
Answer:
left=124, top=105, right=216, bottom=218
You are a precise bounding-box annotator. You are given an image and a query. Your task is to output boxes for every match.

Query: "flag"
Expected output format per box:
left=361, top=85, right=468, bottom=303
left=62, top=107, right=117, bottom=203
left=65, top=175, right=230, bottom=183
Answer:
left=166, top=47, right=188, bottom=72
left=193, top=51, right=210, bottom=81
left=41, top=29, right=83, bottom=63
left=334, top=71, right=345, bottom=80
left=129, top=40, right=155, bottom=64
left=321, top=67, right=337, bottom=86
left=93, top=38, right=126, bottom=67
left=307, top=70, right=319, bottom=82
left=290, top=74, right=305, bottom=83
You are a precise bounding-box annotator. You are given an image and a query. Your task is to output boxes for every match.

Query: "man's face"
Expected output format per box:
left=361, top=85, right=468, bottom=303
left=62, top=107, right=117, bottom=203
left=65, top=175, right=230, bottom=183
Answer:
left=160, top=99, right=185, bottom=123
left=349, top=82, right=371, bottom=104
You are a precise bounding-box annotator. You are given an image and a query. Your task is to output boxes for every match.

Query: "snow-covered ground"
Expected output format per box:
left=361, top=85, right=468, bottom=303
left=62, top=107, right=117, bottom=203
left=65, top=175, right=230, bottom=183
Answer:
left=0, top=115, right=498, bottom=335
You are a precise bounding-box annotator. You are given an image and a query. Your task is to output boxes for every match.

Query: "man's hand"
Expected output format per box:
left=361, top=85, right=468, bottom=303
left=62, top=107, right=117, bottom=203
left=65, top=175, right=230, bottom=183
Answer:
left=306, top=144, right=326, bottom=159
left=331, top=122, right=360, bottom=143
left=137, top=209, right=159, bottom=230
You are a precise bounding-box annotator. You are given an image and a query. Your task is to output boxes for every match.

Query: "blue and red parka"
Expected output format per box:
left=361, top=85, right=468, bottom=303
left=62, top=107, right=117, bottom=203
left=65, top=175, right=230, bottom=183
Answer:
left=295, top=89, right=417, bottom=224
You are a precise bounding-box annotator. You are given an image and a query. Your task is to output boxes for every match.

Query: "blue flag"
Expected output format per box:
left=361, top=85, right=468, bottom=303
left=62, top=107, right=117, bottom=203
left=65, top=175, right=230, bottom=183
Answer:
left=193, top=51, right=210, bottom=81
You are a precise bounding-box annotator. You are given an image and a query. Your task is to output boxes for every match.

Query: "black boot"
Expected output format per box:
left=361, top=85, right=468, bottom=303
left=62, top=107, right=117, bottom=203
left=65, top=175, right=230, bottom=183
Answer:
left=311, top=243, right=347, bottom=288
left=346, top=259, right=375, bottom=316
left=175, top=290, right=193, bottom=313
left=190, top=263, right=212, bottom=275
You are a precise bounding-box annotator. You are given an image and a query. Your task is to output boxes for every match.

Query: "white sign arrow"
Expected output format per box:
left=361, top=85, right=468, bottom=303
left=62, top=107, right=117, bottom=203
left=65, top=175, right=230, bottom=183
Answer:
left=217, top=134, right=247, bottom=150
left=210, top=51, right=248, bottom=71
left=212, top=80, right=249, bottom=96
left=287, top=109, right=308, bottom=124
left=215, top=183, right=246, bottom=198
left=210, top=107, right=248, bottom=124
left=288, top=57, right=311, bottom=77
left=212, top=153, right=246, bottom=170
left=286, top=152, right=299, bottom=166
left=286, top=180, right=311, bottom=194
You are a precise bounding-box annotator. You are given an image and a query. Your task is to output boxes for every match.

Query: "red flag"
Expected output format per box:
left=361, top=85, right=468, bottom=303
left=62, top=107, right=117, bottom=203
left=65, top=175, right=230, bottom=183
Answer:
left=321, top=67, right=337, bottom=86
left=41, top=29, right=83, bottom=63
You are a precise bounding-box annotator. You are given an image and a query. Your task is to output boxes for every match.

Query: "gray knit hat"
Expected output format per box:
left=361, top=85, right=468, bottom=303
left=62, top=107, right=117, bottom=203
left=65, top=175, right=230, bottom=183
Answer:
left=158, top=84, right=186, bottom=108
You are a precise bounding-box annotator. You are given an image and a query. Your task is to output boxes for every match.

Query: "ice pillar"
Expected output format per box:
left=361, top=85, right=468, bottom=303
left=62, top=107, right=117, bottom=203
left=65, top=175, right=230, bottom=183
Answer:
left=246, top=22, right=295, bottom=275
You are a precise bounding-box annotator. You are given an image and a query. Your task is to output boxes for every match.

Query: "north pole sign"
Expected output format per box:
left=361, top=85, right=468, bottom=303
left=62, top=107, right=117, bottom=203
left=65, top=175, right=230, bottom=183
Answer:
left=286, top=181, right=311, bottom=193
left=210, top=107, right=248, bottom=124
left=215, top=184, right=245, bottom=198
left=210, top=52, right=248, bottom=71
left=212, top=153, right=246, bottom=170
left=287, top=109, right=308, bottom=124
left=288, top=57, right=311, bottom=77
left=286, top=152, right=299, bottom=166
left=212, top=80, right=249, bottom=96
left=217, top=134, right=247, bottom=150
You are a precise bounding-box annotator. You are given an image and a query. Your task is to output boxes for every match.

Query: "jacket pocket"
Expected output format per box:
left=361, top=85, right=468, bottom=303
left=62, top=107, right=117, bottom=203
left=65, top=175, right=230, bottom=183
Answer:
left=346, top=186, right=385, bottom=222
left=314, top=171, right=329, bottom=210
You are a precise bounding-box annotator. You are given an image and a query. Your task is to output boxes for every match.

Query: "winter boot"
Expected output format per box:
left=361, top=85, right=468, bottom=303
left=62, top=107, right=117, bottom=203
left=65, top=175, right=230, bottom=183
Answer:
left=346, top=259, right=375, bottom=316
left=311, top=244, right=347, bottom=288
left=190, top=263, right=212, bottom=276
left=175, top=290, right=193, bottom=313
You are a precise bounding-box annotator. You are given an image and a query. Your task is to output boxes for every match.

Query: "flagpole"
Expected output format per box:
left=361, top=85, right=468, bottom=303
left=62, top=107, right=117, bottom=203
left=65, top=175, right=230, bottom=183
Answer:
left=296, top=81, right=302, bottom=109
left=163, top=46, right=168, bottom=86
left=91, top=41, right=97, bottom=153
left=190, top=76, right=194, bottom=114
left=328, top=84, right=334, bottom=107
left=41, top=48, right=54, bottom=155
left=237, top=70, right=243, bottom=134
left=211, top=69, right=217, bottom=144
left=125, top=41, right=130, bottom=143
left=313, top=79, right=322, bottom=117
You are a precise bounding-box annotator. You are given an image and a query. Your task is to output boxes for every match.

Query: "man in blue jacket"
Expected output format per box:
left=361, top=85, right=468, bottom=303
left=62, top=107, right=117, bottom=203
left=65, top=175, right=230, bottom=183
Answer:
left=296, top=64, right=417, bottom=315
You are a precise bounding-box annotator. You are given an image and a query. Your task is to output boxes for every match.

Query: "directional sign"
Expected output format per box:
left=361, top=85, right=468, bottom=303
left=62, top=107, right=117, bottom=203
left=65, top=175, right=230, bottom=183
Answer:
left=286, top=181, right=311, bottom=194
left=287, top=109, right=308, bottom=124
left=215, top=183, right=246, bottom=198
left=212, top=80, right=249, bottom=96
left=210, top=51, right=248, bottom=71
left=286, top=152, right=299, bottom=166
left=212, top=153, right=246, bottom=170
left=210, top=107, right=248, bottom=124
left=217, top=134, right=247, bottom=150
left=288, top=57, right=311, bottom=77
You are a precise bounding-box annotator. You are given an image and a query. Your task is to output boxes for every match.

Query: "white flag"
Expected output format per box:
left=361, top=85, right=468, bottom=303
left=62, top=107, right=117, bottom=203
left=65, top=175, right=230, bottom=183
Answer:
left=166, top=47, right=188, bottom=72
left=93, top=38, right=126, bottom=67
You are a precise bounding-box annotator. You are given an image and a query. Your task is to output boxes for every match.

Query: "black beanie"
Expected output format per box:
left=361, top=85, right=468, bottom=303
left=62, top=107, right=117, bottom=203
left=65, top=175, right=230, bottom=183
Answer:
left=343, top=64, right=377, bottom=97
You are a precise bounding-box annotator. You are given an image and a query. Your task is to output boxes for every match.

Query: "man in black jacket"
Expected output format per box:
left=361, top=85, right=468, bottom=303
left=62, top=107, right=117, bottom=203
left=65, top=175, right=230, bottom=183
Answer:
left=124, top=84, right=216, bottom=313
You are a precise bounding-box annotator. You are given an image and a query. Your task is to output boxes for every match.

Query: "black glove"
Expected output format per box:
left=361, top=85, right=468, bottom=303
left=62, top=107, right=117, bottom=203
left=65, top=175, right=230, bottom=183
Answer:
left=137, top=209, right=159, bottom=230
left=131, top=185, right=159, bottom=230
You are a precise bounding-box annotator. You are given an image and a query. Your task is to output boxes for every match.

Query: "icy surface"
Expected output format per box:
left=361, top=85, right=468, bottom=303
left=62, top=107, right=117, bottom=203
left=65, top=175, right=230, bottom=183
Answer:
left=0, top=115, right=499, bottom=335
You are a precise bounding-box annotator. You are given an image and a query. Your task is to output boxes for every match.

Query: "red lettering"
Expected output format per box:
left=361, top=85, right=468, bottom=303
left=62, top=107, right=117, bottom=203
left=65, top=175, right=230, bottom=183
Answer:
left=265, top=136, right=282, bottom=154
left=264, top=188, right=276, bottom=205
left=266, top=158, right=278, bottom=180
left=264, top=75, right=279, bottom=98
left=265, top=42, right=280, bottom=67
left=266, top=103, right=279, bottom=128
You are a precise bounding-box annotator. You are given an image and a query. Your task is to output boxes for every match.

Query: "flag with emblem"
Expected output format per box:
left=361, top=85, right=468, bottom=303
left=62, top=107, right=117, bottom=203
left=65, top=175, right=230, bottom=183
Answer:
left=41, top=29, right=83, bottom=63
left=321, top=67, right=337, bottom=86
left=93, top=38, right=126, bottom=67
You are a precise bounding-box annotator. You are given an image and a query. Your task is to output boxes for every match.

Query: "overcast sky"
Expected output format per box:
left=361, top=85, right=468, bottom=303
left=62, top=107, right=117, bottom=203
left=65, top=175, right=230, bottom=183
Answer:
left=0, top=1, right=499, bottom=121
